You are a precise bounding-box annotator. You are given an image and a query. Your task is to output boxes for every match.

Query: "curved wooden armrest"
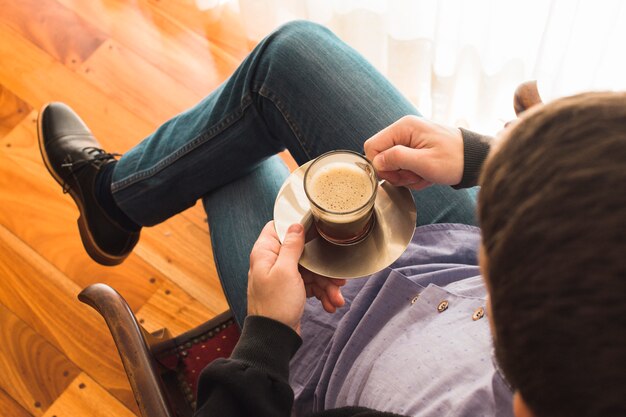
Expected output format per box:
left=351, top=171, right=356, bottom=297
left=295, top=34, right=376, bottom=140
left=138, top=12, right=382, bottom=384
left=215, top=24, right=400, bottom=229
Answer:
left=514, top=80, right=543, bottom=116
left=78, top=283, right=175, bottom=417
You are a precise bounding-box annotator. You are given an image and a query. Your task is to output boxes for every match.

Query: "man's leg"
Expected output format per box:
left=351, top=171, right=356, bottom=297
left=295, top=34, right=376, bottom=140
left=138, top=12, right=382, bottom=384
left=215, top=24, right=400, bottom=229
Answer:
left=40, top=21, right=478, bottom=313
left=110, top=20, right=477, bottom=228
left=110, top=21, right=479, bottom=319
left=201, top=155, right=290, bottom=326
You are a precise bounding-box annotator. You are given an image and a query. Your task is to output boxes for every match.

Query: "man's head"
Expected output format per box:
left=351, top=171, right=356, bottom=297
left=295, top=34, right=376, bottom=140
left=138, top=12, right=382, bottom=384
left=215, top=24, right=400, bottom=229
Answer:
left=478, top=92, right=626, bottom=417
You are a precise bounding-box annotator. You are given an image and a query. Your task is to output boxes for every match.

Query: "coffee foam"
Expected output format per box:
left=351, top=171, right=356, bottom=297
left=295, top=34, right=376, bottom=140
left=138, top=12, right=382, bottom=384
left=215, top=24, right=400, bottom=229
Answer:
left=309, top=162, right=373, bottom=212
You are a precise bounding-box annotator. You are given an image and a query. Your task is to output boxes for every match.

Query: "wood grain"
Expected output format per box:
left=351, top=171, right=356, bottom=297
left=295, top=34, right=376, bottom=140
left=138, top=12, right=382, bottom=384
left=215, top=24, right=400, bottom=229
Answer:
left=55, top=0, right=243, bottom=93
left=0, top=0, right=107, bottom=70
left=0, top=387, right=33, bottom=417
left=146, top=0, right=252, bottom=61
left=136, top=282, right=217, bottom=336
left=134, top=215, right=229, bottom=314
left=0, top=23, right=155, bottom=149
left=0, top=85, right=32, bottom=140
left=182, top=201, right=210, bottom=229
left=0, top=304, right=81, bottom=416
left=0, top=223, right=137, bottom=412
left=78, top=38, right=202, bottom=126
left=42, top=374, right=136, bottom=417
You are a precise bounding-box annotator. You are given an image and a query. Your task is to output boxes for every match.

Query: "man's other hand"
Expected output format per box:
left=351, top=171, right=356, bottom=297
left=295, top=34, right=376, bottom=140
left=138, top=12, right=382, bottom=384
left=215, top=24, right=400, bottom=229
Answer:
left=364, top=115, right=464, bottom=190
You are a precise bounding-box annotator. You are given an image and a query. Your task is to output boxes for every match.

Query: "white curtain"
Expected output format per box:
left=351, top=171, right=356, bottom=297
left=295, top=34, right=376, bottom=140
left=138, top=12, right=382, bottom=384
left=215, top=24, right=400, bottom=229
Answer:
left=198, top=0, right=626, bottom=134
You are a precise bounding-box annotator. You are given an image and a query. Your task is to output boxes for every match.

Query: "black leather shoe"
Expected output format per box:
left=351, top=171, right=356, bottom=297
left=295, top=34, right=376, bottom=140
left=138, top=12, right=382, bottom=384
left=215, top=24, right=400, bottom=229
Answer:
left=37, top=102, right=139, bottom=266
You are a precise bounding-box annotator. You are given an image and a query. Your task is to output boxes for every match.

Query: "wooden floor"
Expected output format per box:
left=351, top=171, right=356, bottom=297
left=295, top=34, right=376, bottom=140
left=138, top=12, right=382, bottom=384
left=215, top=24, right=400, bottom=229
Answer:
left=0, top=1, right=290, bottom=415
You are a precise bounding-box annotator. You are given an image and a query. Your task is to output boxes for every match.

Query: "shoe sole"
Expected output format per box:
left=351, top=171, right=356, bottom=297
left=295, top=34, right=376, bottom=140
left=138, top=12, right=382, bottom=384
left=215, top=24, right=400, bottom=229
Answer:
left=37, top=104, right=128, bottom=266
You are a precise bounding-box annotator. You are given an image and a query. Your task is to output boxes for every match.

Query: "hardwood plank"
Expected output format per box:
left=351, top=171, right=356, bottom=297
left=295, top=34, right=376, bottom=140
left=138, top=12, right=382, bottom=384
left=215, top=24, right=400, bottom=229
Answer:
left=53, top=0, right=242, bottom=94
left=137, top=281, right=217, bottom=336
left=146, top=0, right=252, bottom=61
left=0, top=304, right=81, bottom=416
left=0, top=223, right=138, bottom=413
left=0, top=387, right=33, bottom=417
left=42, top=374, right=136, bottom=417
left=0, top=0, right=107, bottom=70
left=78, top=38, right=202, bottom=127
left=279, top=150, right=299, bottom=172
left=184, top=201, right=209, bottom=229
left=0, top=23, right=155, bottom=151
left=0, top=85, right=32, bottom=140
left=134, top=217, right=229, bottom=314
left=0, top=113, right=165, bottom=311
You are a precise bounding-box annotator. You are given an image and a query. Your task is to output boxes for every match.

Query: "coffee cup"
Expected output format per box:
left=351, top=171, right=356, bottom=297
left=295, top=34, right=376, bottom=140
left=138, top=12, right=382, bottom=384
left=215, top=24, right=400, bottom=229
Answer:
left=303, top=150, right=378, bottom=245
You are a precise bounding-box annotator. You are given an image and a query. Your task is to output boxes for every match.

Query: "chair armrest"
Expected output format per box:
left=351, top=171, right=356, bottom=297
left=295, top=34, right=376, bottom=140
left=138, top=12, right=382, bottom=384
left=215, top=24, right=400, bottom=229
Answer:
left=514, top=80, right=543, bottom=116
left=78, top=283, right=175, bottom=417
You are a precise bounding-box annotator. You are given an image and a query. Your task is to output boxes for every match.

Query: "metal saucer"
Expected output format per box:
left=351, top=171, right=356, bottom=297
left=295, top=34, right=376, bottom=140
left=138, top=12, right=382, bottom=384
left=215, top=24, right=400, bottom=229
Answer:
left=274, top=161, right=416, bottom=279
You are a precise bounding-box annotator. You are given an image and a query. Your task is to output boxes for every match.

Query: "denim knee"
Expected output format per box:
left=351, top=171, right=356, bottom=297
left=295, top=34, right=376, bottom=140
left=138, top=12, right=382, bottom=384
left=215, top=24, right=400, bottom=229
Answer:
left=252, top=20, right=348, bottom=92
left=272, top=20, right=334, bottom=45
left=264, top=20, right=340, bottom=64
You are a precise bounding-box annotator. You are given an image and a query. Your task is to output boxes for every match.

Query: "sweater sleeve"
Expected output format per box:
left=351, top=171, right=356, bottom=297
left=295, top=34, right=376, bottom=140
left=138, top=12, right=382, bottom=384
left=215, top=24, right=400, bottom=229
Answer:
left=453, top=128, right=493, bottom=189
left=194, top=315, right=302, bottom=417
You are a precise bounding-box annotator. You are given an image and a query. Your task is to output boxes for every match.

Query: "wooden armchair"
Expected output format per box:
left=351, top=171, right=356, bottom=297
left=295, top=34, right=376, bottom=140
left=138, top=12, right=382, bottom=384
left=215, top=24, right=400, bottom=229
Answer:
left=78, top=283, right=240, bottom=417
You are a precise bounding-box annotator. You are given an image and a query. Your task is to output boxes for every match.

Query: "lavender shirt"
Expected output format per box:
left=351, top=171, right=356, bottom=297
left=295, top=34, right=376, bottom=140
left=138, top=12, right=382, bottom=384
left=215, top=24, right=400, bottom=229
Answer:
left=289, top=223, right=513, bottom=416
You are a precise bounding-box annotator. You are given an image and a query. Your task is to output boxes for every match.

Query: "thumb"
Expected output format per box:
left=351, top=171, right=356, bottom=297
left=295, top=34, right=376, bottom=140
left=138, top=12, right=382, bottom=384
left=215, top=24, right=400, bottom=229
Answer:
left=277, top=223, right=305, bottom=268
left=372, top=145, right=424, bottom=173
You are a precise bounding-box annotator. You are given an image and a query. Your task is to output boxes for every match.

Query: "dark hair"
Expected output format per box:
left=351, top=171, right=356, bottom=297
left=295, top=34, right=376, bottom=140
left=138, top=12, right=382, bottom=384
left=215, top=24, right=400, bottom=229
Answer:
left=478, top=92, right=626, bottom=417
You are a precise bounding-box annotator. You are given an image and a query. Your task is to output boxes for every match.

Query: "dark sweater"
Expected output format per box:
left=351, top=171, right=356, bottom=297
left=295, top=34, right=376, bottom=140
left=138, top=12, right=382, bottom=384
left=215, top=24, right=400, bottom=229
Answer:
left=195, top=130, right=492, bottom=417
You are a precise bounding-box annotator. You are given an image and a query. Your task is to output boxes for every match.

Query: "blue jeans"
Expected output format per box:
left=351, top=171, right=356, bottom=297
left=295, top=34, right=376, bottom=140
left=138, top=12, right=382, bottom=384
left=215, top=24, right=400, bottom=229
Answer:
left=111, top=21, right=478, bottom=326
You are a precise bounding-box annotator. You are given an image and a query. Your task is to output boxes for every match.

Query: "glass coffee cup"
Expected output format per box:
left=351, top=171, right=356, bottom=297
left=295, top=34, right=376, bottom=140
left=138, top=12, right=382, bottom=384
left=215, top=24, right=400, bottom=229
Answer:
left=303, top=150, right=378, bottom=246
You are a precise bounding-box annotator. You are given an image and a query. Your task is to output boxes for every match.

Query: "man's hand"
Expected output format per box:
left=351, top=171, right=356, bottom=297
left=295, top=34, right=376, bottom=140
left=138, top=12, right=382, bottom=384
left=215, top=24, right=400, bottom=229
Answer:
left=247, top=221, right=346, bottom=334
left=301, top=268, right=346, bottom=313
left=364, top=115, right=464, bottom=190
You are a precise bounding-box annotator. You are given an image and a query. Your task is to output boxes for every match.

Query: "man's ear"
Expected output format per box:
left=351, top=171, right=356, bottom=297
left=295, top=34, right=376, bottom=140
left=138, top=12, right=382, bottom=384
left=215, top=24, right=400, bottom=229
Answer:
left=513, top=391, right=536, bottom=417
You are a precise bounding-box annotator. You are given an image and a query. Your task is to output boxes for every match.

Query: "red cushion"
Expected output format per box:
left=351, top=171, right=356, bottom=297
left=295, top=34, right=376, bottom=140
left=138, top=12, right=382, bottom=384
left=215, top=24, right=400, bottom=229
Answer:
left=156, top=319, right=241, bottom=408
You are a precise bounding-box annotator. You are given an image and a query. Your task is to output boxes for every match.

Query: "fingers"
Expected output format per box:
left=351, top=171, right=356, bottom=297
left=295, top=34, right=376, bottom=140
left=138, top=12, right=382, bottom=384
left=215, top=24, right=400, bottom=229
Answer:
left=372, top=145, right=426, bottom=173
left=301, top=268, right=346, bottom=287
left=276, top=223, right=305, bottom=270
left=249, top=221, right=281, bottom=272
left=325, top=284, right=345, bottom=308
left=310, top=285, right=337, bottom=313
left=302, top=272, right=346, bottom=313
left=364, top=115, right=421, bottom=161
left=377, top=169, right=432, bottom=190
left=377, top=169, right=422, bottom=186
left=406, top=180, right=432, bottom=191
left=251, top=221, right=280, bottom=252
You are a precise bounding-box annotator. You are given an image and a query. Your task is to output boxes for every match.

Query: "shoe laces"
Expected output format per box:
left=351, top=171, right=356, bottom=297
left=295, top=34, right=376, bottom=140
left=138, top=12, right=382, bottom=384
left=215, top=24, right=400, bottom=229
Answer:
left=60, top=147, right=121, bottom=194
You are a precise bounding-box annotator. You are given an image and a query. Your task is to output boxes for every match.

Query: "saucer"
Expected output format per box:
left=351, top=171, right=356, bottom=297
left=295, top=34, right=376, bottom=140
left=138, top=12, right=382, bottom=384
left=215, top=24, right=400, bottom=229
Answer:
left=274, top=161, right=416, bottom=279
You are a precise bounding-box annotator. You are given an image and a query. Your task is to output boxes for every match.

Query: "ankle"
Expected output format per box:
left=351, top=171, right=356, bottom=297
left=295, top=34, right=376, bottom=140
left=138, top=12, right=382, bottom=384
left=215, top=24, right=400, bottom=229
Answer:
left=95, top=162, right=141, bottom=232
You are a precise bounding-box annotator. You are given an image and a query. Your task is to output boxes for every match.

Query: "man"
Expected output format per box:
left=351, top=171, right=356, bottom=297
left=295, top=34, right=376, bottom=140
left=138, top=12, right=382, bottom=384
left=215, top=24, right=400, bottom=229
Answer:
left=38, top=21, right=625, bottom=416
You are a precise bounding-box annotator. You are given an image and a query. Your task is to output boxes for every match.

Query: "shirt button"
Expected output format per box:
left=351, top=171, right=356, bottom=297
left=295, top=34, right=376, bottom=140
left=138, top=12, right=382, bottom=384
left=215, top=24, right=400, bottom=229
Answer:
left=472, top=306, right=485, bottom=321
left=410, top=295, right=420, bottom=305
left=437, top=300, right=449, bottom=313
